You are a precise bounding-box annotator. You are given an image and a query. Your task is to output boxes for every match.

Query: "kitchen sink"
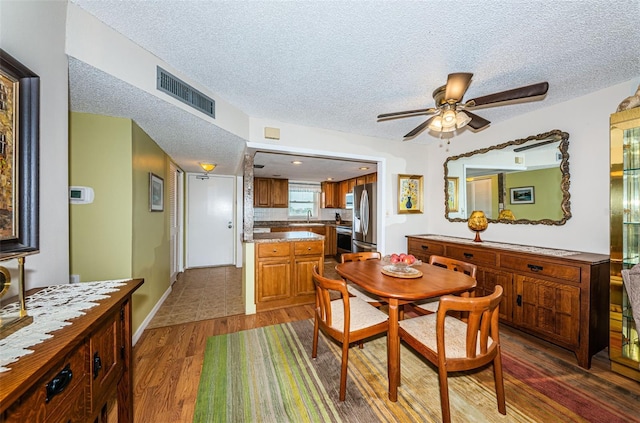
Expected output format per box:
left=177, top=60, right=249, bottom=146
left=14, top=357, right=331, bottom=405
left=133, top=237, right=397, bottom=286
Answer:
left=289, top=223, right=325, bottom=227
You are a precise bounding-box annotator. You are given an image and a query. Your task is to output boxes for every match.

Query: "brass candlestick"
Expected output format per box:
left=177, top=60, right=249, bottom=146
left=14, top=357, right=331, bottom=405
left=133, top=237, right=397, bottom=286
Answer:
left=0, top=256, right=33, bottom=339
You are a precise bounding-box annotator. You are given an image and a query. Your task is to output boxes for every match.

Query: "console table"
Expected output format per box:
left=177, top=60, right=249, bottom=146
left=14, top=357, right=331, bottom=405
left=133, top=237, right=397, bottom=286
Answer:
left=407, top=235, right=609, bottom=368
left=0, top=278, right=143, bottom=422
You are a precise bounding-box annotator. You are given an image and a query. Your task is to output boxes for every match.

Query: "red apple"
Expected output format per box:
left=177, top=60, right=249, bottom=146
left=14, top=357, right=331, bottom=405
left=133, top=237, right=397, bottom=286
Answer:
left=390, top=253, right=400, bottom=264
left=403, top=254, right=416, bottom=265
left=398, top=253, right=407, bottom=262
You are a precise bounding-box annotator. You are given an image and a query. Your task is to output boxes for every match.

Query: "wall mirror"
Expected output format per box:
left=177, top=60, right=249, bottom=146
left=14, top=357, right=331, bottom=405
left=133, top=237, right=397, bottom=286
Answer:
left=444, top=129, right=571, bottom=225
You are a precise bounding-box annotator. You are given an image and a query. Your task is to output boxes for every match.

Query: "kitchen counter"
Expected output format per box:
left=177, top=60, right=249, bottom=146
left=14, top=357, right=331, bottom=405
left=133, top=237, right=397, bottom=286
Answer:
left=251, top=231, right=324, bottom=243
left=254, top=220, right=352, bottom=228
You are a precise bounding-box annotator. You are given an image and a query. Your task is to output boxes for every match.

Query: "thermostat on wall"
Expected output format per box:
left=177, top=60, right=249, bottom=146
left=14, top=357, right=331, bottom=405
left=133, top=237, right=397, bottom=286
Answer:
left=69, top=186, right=94, bottom=204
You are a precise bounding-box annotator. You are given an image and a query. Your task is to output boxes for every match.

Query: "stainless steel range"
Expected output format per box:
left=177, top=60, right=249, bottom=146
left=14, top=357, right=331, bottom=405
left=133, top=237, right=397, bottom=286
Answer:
left=336, top=225, right=352, bottom=258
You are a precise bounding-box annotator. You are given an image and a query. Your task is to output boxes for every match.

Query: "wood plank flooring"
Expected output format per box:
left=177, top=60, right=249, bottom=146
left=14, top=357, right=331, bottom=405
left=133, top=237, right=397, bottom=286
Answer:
left=132, top=261, right=640, bottom=422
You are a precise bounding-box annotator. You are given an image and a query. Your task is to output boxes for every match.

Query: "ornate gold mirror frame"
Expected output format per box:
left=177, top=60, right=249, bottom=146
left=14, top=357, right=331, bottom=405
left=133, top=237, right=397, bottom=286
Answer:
left=444, top=129, right=571, bottom=225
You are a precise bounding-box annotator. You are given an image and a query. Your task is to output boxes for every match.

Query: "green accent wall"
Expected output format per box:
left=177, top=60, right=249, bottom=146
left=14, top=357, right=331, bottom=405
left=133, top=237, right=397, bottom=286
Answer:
left=506, top=167, right=563, bottom=220
left=69, top=113, right=133, bottom=279
left=69, top=112, right=171, bottom=333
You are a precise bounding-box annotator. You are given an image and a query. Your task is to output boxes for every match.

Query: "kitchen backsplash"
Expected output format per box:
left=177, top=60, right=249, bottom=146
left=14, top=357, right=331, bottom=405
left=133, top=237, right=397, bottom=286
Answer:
left=254, top=208, right=353, bottom=222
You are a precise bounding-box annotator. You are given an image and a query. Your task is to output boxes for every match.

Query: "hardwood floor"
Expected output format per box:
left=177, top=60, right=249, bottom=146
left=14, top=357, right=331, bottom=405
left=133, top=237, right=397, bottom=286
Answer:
left=133, top=305, right=315, bottom=422
left=132, top=261, right=640, bottom=422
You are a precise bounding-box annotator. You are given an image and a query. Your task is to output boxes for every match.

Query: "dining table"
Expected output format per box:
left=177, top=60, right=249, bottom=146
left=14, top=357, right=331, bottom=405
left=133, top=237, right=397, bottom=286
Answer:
left=335, top=259, right=477, bottom=402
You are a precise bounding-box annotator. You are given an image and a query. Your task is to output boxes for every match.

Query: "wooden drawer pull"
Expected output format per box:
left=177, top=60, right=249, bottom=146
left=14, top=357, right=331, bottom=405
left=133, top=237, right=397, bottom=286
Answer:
left=463, top=253, right=473, bottom=259
left=527, top=264, right=544, bottom=272
left=46, top=364, right=73, bottom=403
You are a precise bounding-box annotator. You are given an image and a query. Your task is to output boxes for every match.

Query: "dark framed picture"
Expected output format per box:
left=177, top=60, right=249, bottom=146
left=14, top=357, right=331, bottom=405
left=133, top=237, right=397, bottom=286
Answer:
left=510, top=186, right=535, bottom=204
left=0, top=49, right=39, bottom=258
left=149, top=173, right=164, bottom=212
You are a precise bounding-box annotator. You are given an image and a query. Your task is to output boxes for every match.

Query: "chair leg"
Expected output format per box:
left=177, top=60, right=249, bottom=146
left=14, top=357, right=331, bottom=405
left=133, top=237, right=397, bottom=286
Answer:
left=312, top=317, right=319, bottom=358
left=437, top=366, right=451, bottom=423
left=493, top=349, right=507, bottom=415
left=339, top=340, right=350, bottom=401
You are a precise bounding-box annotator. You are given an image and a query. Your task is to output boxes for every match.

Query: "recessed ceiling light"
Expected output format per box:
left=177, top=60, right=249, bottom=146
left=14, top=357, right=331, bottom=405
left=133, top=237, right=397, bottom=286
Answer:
left=327, top=177, right=333, bottom=181
left=359, top=166, right=370, bottom=170
left=292, top=160, right=303, bottom=165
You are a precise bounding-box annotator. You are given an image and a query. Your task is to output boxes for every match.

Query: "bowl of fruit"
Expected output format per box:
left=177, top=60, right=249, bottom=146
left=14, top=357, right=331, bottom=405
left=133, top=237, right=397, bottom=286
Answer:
left=382, top=253, right=421, bottom=273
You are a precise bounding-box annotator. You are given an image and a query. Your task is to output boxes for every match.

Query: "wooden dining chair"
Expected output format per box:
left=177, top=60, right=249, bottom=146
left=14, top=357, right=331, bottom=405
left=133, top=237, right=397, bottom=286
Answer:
left=399, top=285, right=505, bottom=423
left=411, top=255, right=477, bottom=315
left=311, top=265, right=389, bottom=401
left=340, top=251, right=385, bottom=307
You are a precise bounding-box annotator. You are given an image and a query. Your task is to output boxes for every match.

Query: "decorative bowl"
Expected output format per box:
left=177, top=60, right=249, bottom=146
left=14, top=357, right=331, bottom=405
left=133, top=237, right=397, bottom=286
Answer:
left=381, top=255, right=422, bottom=273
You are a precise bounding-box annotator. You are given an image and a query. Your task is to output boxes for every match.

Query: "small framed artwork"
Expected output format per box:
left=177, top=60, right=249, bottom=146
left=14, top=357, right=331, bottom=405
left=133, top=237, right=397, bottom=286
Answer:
left=149, top=173, right=164, bottom=212
left=446, top=177, right=459, bottom=212
left=510, top=186, right=535, bottom=204
left=398, top=174, right=423, bottom=214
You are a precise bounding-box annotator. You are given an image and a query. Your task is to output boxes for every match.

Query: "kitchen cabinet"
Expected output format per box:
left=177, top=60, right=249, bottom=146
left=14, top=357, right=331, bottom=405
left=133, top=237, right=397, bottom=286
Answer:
left=356, top=176, right=367, bottom=186
left=407, top=235, right=609, bottom=369
left=348, top=178, right=356, bottom=193
left=339, top=181, right=349, bottom=208
left=325, top=225, right=337, bottom=256
left=255, top=240, right=324, bottom=311
left=365, top=173, right=377, bottom=183
left=321, top=181, right=339, bottom=208
left=254, top=177, right=288, bottom=208
left=1, top=279, right=143, bottom=423
left=610, top=106, right=640, bottom=381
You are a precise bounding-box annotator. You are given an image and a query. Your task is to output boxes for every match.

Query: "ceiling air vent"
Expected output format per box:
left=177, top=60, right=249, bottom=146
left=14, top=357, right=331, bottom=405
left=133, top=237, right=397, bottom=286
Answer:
left=157, top=67, right=215, bottom=118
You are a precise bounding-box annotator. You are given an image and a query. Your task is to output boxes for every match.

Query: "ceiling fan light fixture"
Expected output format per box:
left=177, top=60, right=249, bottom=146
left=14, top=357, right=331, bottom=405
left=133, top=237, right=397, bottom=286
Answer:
left=428, top=116, right=443, bottom=131
left=455, top=111, right=472, bottom=128
left=442, top=109, right=457, bottom=124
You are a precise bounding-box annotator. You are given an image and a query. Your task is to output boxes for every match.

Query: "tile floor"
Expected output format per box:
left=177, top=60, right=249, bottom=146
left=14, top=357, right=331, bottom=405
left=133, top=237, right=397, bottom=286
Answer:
left=146, top=265, right=244, bottom=329
left=146, top=258, right=341, bottom=329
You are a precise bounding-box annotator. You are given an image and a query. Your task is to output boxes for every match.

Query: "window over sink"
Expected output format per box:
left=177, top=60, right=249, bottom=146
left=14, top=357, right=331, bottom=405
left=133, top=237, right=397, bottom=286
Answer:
left=288, top=182, right=321, bottom=219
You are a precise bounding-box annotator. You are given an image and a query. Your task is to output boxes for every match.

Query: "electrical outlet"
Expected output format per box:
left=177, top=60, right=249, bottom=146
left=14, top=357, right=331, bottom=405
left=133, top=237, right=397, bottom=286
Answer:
left=70, top=274, right=80, bottom=284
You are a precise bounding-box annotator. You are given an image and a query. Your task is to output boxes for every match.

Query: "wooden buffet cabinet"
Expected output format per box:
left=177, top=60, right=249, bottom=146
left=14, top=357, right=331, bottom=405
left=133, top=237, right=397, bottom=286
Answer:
left=407, top=235, right=609, bottom=368
left=255, top=234, right=324, bottom=312
left=0, top=279, right=143, bottom=422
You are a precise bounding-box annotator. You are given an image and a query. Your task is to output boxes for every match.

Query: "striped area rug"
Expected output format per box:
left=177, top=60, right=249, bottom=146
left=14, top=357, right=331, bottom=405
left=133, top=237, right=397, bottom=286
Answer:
left=193, top=319, right=639, bottom=423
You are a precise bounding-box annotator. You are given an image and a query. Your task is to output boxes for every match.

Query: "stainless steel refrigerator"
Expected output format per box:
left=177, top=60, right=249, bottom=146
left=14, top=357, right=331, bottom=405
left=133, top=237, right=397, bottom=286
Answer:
left=352, top=182, right=377, bottom=252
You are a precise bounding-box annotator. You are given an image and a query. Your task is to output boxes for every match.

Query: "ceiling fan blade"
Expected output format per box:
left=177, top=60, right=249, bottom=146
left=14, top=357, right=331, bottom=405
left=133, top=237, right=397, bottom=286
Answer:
left=467, top=82, right=549, bottom=107
left=464, top=111, right=491, bottom=131
left=377, top=107, right=437, bottom=120
left=444, top=72, right=473, bottom=103
left=404, top=116, right=436, bottom=139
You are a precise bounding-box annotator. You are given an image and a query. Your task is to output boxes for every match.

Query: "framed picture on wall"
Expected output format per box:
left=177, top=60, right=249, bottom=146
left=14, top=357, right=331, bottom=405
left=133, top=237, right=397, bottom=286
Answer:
left=510, top=186, right=535, bottom=204
left=149, top=173, right=164, bottom=211
left=446, top=177, right=459, bottom=212
left=398, top=174, right=423, bottom=214
left=0, top=49, right=39, bottom=258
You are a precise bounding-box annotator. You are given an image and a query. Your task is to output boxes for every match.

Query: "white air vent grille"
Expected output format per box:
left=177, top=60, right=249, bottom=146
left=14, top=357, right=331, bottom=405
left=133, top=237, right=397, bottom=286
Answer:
left=157, top=67, right=215, bottom=118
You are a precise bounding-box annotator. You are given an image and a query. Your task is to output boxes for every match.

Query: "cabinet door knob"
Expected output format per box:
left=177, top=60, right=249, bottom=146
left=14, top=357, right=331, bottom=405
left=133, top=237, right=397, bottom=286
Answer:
left=421, top=245, right=429, bottom=250
left=463, top=252, right=474, bottom=259
left=93, top=352, right=102, bottom=379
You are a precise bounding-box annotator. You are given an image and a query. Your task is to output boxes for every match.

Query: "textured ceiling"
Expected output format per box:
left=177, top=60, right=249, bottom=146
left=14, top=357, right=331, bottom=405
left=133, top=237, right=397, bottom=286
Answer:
left=68, top=0, right=640, bottom=179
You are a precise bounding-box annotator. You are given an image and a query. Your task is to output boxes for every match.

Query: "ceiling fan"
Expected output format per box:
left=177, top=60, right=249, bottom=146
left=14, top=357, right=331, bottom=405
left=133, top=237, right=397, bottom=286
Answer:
left=377, top=73, right=549, bottom=139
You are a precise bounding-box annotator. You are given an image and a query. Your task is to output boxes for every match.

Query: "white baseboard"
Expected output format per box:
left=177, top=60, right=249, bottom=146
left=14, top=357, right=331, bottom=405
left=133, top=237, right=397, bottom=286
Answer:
left=132, top=285, right=172, bottom=346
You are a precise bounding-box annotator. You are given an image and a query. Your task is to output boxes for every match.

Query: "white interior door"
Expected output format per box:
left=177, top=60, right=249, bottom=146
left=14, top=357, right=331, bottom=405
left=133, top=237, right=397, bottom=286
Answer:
left=186, top=174, right=235, bottom=267
left=466, top=179, right=493, bottom=217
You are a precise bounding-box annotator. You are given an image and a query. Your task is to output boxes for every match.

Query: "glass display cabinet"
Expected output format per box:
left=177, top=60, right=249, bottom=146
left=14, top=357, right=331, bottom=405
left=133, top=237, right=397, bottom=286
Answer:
left=610, top=106, right=640, bottom=381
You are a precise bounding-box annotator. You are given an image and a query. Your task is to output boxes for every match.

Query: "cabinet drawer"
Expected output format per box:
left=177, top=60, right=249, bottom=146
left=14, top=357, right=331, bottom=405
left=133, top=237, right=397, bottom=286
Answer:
left=294, top=241, right=323, bottom=256
left=501, top=254, right=580, bottom=282
left=407, top=239, right=444, bottom=257
left=446, top=246, right=497, bottom=266
left=4, top=343, right=87, bottom=423
left=258, top=243, right=291, bottom=258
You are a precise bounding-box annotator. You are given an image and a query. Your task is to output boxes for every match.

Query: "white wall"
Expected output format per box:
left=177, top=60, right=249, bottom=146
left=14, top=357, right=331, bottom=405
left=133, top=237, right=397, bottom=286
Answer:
left=425, top=78, right=640, bottom=254
left=1, top=0, right=70, bottom=290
